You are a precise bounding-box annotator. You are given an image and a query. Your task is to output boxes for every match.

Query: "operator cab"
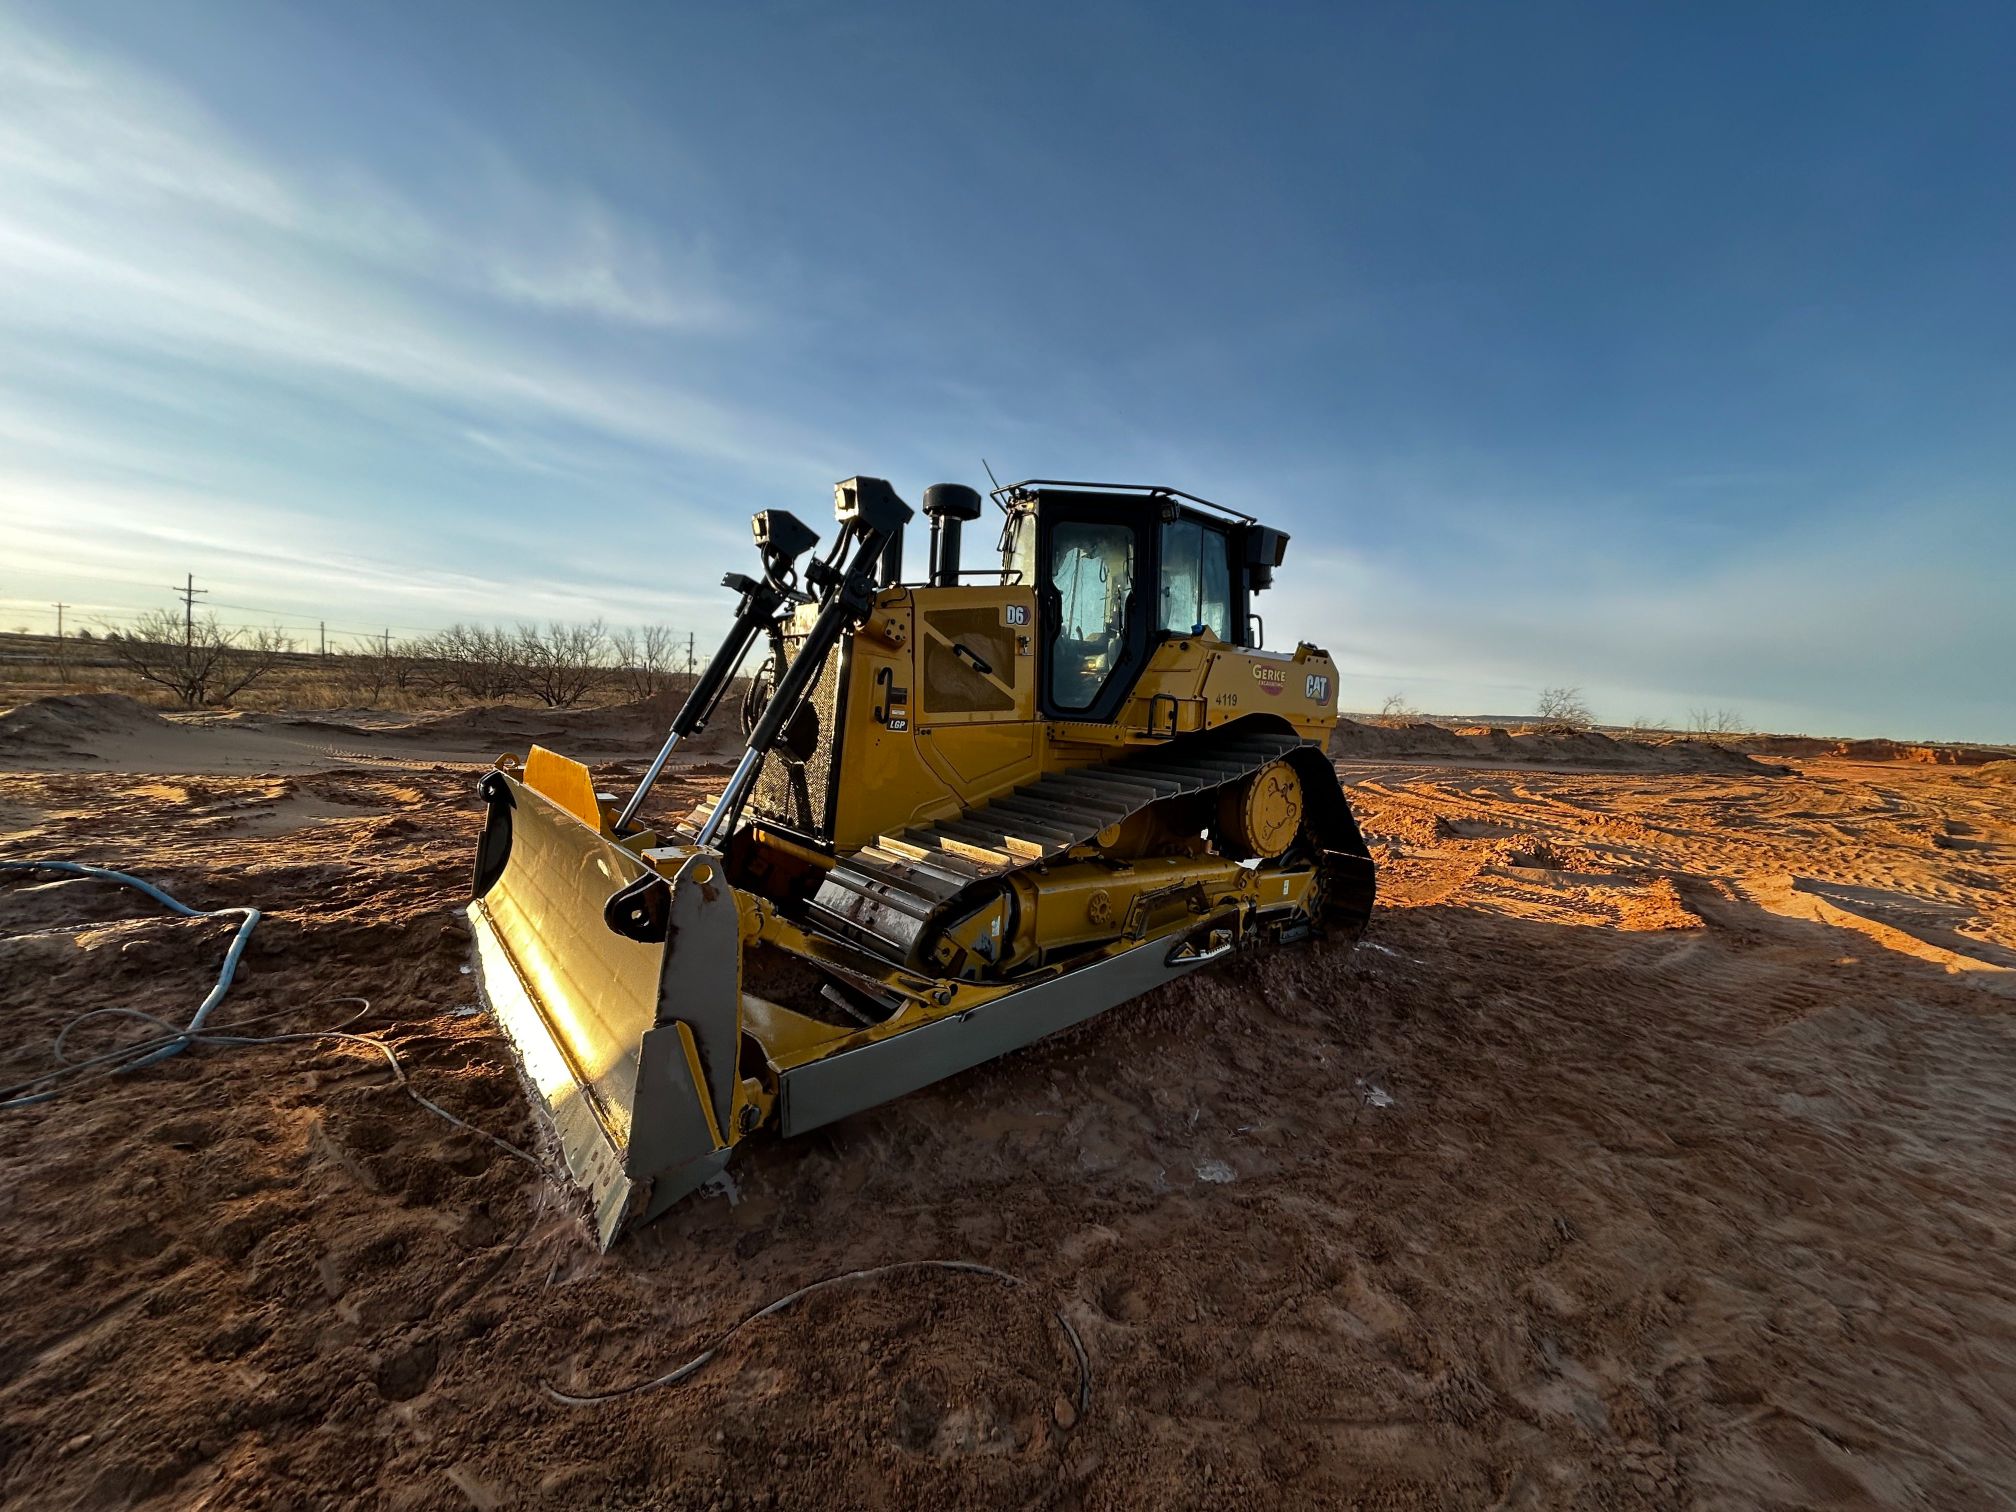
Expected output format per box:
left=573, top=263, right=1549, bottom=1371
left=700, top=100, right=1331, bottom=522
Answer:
left=994, top=481, right=1290, bottom=722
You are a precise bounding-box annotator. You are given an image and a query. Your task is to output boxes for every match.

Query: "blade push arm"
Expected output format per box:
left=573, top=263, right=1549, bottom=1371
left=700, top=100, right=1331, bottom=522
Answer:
left=616, top=509, right=819, bottom=833
left=694, top=477, right=913, bottom=847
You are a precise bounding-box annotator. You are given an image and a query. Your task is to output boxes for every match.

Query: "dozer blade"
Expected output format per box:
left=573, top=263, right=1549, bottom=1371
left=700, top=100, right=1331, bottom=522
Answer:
left=465, top=754, right=742, bottom=1249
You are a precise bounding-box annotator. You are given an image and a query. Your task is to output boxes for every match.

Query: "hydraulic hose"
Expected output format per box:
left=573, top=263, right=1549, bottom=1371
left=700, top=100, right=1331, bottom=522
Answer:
left=0, top=859, right=260, bottom=1110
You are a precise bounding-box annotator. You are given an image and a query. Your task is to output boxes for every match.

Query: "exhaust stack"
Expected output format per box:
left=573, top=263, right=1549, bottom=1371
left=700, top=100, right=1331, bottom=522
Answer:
left=923, top=483, right=983, bottom=587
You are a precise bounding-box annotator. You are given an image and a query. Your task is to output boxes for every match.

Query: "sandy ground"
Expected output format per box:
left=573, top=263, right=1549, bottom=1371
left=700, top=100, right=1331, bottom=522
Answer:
left=1, top=700, right=2013, bottom=1509
left=0, top=693, right=692, bottom=775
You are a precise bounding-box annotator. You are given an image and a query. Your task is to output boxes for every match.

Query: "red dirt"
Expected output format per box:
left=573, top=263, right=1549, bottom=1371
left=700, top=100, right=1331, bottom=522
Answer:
left=2, top=718, right=2013, bottom=1508
left=1329, top=718, right=1782, bottom=775
left=0, top=693, right=738, bottom=776
left=1739, top=734, right=2015, bottom=766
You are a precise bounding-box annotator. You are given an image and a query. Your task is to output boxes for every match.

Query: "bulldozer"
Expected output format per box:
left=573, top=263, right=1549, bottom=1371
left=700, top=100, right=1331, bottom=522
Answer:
left=466, top=477, right=1376, bottom=1246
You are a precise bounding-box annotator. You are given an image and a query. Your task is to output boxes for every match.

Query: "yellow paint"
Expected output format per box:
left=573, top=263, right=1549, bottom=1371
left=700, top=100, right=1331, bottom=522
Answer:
left=675, top=1021, right=726, bottom=1150
left=819, top=580, right=1340, bottom=853
left=1217, top=760, right=1306, bottom=859
left=522, top=745, right=605, bottom=831
left=483, top=497, right=1356, bottom=1160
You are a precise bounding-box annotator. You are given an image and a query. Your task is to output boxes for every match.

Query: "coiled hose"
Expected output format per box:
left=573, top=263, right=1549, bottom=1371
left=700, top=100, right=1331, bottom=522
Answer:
left=0, top=859, right=260, bottom=1110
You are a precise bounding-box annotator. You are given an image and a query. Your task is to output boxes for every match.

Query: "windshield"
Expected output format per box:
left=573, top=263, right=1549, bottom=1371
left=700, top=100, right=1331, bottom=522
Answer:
left=1158, top=518, right=1233, bottom=639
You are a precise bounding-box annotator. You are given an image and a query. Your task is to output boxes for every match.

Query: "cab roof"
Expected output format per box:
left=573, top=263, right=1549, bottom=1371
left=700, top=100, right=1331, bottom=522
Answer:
left=990, top=479, right=1256, bottom=525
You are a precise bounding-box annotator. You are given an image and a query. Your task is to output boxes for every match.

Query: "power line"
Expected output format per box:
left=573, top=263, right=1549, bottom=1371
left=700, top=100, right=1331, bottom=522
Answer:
left=17, top=573, right=710, bottom=662
left=10, top=569, right=700, bottom=643
left=206, top=599, right=445, bottom=635
left=76, top=607, right=392, bottom=639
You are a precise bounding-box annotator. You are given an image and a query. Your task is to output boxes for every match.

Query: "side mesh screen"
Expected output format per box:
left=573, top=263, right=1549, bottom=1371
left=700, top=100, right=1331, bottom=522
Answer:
left=745, top=634, right=845, bottom=840
left=921, top=607, right=1017, bottom=715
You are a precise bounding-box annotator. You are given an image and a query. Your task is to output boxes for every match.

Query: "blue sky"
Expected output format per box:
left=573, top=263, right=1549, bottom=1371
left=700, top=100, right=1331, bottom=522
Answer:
left=1, top=1, right=2010, bottom=740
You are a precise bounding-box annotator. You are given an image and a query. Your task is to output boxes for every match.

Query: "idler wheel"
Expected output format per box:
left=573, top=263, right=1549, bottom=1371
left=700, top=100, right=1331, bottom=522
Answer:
left=1216, top=760, right=1305, bottom=859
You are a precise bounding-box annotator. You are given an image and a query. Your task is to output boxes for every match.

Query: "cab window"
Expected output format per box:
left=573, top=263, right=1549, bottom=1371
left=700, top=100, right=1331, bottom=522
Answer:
left=1048, top=521, right=1137, bottom=710
left=1158, top=518, right=1233, bottom=639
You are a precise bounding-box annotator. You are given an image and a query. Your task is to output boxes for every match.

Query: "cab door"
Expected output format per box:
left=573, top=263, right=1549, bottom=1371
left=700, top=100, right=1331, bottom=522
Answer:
left=1036, top=503, right=1153, bottom=722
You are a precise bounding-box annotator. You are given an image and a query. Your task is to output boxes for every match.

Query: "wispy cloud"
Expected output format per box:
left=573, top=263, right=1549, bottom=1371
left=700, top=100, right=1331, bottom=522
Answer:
left=0, top=16, right=736, bottom=333
left=0, top=466, right=737, bottom=630
left=0, top=6, right=863, bottom=645
left=1264, top=497, right=2007, bottom=737
left=0, top=10, right=826, bottom=479
left=1, top=5, right=2007, bottom=744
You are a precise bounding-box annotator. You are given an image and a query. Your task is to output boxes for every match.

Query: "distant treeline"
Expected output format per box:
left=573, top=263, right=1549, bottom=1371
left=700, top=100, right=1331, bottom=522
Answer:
left=7, top=619, right=689, bottom=709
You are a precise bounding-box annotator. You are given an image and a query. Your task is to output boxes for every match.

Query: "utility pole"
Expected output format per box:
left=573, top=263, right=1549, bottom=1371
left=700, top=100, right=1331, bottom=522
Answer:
left=685, top=631, right=695, bottom=676
left=174, top=573, right=208, bottom=646
left=54, top=601, right=69, bottom=684
left=319, top=621, right=326, bottom=657
left=382, top=628, right=392, bottom=657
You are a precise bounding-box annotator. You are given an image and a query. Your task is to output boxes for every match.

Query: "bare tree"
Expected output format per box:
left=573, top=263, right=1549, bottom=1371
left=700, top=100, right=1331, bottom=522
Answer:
left=1377, top=692, right=1420, bottom=727
left=335, top=651, right=390, bottom=707
left=337, top=636, right=432, bottom=707
left=1534, top=686, right=1593, bottom=728
left=202, top=625, right=295, bottom=704
left=611, top=624, right=680, bottom=701
left=423, top=623, right=523, bottom=700
left=1687, top=706, right=1746, bottom=736
left=103, top=610, right=295, bottom=706
left=516, top=620, right=611, bottom=708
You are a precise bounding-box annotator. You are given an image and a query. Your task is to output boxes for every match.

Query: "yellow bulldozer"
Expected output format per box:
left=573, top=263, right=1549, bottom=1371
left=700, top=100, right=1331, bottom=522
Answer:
left=466, top=477, right=1376, bottom=1245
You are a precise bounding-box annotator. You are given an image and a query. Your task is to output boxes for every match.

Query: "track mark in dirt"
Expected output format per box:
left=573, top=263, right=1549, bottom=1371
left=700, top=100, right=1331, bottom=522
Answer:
left=375, top=1337, right=442, bottom=1401
left=1, top=747, right=2013, bottom=1507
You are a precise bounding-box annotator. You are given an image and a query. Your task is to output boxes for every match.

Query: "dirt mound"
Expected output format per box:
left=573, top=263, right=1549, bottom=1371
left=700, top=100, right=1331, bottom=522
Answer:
left=1632, top=734, right=1794, bottom=772
left=0, top=696, right=744, bottom=778
left=1330, top=719, right=1475, bottom=762
left=1738, top=734, right=1836, bottom=759
left=1331, top=718, right=1777, bottom=774
left=386, top=698, right=739, bottom=759
left=389, top=705, right=586, bottom=746
left=570, top=694, right=742, bottom=756
left=1741, top=734, right=2014, bottom=766
left=1977, top=760, right=2016, bottom=785
left=0, top=693, right=168, bottom=757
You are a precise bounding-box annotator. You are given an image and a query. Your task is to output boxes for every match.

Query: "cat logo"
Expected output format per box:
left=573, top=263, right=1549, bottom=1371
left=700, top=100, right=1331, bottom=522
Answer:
left=1304, top=674, right=1330, bottom=704
left=1251, top=664, right=1287, bottom=697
